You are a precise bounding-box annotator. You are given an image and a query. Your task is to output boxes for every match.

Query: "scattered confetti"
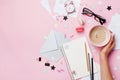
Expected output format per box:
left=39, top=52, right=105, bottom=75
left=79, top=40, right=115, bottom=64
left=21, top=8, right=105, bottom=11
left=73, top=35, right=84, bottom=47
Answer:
left=54, top=23, right=58, bottom=28
left=64, top=24, right=69, bottom=28
left=87, top=20, right=92, bottom=24
left=56, top=16, right=63, bottom=23
left=38, top=57, right=41, bottom=62
left=112, top=75, right=116, bottom=79
left=91, top=46, right=96, bottom=53
left=44, top=36, right=48, bottom=40
left=113, top=66, right=118, bottom=71
left=99, top=10, right=102, bottom=12
left=63, top=16, right=68, bottom=21
left=57, top=70, right=61, bottom=73
left=64, top=45, right=69, bottom=50
left=60, top=61, right=63, bottom=65
left=51, top=57, right=55, bottom=61
left=59, top=0, right=64, bottom=4
left=98, top=1, right=102, bottom=5
left=57, top=69, right=64, bottom=73
left=117, top=56, right=120, bottom=60
left=43, top=69, right=48, bottom=73
left=64, top=34, right=67, bottom=38
left=58, top=70, right=61, bottom=72
left=72, top=71, right=76, bottom=75
left=91, top=5, right=97, bottom=9
left=107, top=6, right=112, bottom=11
left=70, top=35, right=74, bottom=38
left=51, top=65, right=56, bottom=70
left=85, top=3, right=87, bottom=6
left=80, top=3, right=83, bottom=6
left=45, top=62, right=50, bottom=66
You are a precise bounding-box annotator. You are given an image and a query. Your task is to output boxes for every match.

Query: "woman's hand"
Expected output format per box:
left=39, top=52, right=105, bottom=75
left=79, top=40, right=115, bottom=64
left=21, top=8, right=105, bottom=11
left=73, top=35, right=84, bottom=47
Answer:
left=100, top=32, right=115, bottom=80
left=100, top=33, right=115, bottom=58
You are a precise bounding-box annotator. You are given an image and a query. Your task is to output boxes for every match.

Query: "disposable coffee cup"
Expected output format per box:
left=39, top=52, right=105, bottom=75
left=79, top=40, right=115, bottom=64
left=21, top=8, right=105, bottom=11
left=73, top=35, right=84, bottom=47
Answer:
left=89, top=25, right=111, bottom=47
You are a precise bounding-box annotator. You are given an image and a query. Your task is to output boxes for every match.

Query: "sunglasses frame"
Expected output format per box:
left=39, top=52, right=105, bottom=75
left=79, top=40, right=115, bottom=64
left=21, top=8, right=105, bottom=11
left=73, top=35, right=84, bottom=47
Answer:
left=82, top=7, right=106, bottom=25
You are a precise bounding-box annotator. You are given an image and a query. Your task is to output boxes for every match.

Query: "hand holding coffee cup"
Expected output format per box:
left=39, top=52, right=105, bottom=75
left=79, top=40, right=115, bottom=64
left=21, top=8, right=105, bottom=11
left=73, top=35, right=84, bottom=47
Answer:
left=89, top=25, right=111, bottom=47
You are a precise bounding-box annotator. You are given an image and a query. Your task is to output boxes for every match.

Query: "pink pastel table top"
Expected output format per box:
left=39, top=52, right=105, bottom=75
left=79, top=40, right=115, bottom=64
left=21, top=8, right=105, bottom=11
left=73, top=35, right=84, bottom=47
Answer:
left=0, top=0, right=120, bottom=80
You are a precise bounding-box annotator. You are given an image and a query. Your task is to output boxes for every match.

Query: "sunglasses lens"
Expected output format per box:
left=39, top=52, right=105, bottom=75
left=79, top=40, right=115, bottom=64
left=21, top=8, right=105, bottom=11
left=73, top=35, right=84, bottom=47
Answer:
left=82, top=8, right=93, bottom=17
left=94, top=15, right=106, bottom=25
left=100, top=19, right=106, bottom=25
left=94, top=17, right=99, bottom=22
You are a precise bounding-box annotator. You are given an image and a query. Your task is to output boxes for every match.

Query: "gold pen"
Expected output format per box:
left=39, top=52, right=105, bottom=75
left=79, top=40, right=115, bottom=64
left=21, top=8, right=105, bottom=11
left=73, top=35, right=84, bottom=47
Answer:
left=84, top=42, right=90, bottom=71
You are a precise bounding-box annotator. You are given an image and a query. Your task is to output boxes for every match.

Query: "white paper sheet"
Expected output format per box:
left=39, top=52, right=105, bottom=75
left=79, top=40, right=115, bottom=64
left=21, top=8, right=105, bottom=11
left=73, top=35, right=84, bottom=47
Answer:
left=40, top=0, right=52, bottom=15
left=108, top=13, right=120, bottom=49
left=40, top=30, right=70, bottom=62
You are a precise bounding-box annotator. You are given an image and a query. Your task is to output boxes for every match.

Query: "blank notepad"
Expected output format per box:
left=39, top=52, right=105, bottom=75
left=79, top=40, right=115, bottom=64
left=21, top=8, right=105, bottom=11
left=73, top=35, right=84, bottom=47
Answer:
left=62, top=37, right=97, bottom=79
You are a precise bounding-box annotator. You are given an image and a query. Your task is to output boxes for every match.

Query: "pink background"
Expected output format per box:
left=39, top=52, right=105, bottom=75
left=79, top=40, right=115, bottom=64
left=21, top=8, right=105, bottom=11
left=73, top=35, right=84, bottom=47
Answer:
left=0, top=0, right=120, bottom=80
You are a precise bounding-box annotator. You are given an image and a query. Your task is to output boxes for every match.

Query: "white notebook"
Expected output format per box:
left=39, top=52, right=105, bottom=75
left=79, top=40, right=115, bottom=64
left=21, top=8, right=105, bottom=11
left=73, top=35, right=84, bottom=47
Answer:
left=62, top=37, right=97, bottom=80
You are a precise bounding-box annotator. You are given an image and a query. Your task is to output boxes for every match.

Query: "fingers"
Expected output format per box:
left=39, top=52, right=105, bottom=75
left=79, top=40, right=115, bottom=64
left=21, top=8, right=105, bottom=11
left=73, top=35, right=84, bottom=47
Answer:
left=105, top=33, right=113, bottom=48
left=110, top=41, right=115, bottom=50
left=109, top=34, right=114, bottom=44
left=110, top=35, right=115, bottom=49
left=107, top=32, right=115, bottom=51
left=109, top=32, right=114, bottom=43
left=109, top=30, right=114, bottom=43
left=104, top=32, right=114, bottom=49
left=109, top=30, right=112, bottom=33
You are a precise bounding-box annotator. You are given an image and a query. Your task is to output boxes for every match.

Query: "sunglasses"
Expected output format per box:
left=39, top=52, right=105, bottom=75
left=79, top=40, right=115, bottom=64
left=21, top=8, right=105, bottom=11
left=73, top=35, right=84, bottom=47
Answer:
left=82, top=7, right=106, bottom=25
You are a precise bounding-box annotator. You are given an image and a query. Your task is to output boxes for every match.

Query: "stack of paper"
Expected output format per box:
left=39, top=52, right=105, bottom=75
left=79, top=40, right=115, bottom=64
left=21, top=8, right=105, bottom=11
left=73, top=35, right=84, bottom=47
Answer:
left=62, top=37, right=98, bottom=80
left=108, top=13, right=120, bottom=49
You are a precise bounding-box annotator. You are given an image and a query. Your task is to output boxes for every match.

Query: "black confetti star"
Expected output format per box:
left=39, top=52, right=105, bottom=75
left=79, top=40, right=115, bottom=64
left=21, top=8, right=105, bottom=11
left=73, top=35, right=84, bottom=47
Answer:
left=45, top=62, right=50, bottom=66
left=107, top=6, right=112, bottom=11
left=38, top=57, right=41, bottom=62
left=63, top=16, right=68, bottom=21
left=51, top=65, right=56, bottom=70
